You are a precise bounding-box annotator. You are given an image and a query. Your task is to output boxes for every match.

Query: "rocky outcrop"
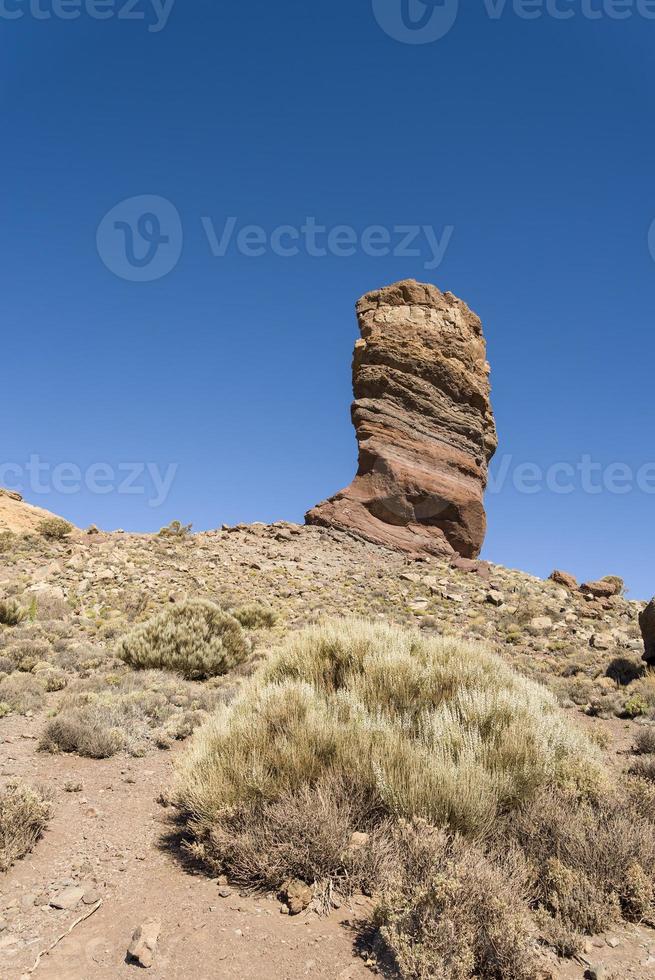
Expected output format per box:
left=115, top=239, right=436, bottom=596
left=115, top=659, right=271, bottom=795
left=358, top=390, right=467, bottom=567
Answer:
left=639, top=598, right=655, bottom=665
left=306, top=279, right=497, bottom=558
left=0, top=489, right=75, bottom=535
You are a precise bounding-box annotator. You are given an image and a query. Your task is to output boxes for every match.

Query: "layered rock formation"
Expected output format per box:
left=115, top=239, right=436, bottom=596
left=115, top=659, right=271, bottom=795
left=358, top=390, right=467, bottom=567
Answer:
left=306, top=279, right=497, bottom=558
left=639, top=598, right=655, bottom=665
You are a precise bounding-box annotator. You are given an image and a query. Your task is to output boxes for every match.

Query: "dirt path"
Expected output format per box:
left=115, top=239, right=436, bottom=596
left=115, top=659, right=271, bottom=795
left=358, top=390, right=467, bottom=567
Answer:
left=3, top=710, right=655, bottom=979
left=0, top=710, right=372, bottom=980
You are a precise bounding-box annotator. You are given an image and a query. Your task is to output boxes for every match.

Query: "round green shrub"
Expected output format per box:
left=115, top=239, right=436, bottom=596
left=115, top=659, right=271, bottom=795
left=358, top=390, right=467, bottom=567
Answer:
left=117, top=600, right=247, bottom=680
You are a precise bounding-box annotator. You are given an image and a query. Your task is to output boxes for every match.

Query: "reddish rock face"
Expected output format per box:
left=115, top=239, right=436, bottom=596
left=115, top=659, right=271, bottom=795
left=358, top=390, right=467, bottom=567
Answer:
left=306, top=279, right=497, bottom=558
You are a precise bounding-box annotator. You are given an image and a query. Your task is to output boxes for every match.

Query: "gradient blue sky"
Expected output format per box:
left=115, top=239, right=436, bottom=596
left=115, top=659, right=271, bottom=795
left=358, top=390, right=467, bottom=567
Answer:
left=3, top=0, right=655, bottom=597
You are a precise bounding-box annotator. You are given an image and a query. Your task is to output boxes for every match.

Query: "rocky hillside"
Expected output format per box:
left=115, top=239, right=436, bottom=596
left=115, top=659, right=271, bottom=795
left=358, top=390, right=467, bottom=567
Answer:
left=0, top=522, right=654, bottom=978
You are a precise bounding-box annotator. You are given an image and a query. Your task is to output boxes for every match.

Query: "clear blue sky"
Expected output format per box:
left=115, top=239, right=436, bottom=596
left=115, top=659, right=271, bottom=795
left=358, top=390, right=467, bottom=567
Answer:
left=3, top=1, right=655, bottom=597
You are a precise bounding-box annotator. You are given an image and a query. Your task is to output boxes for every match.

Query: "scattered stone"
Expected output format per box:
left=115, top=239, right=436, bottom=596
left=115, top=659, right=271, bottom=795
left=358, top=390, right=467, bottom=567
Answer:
left=282, top=879, right=313, bottom=915
left=591, top=633, right=613, bottom=651
left=49, top=885, right=85, bottom=910
left=584, top=967, right=608, bottom=980
left=486, top=590, right=504, bottom=606
left=127, top=918, right=161, bottom=969
left=218, top=887, right=232, bottom=898
left=82, top=888, right=102, bottom=905
left=529, top=616, right=552, bottom=633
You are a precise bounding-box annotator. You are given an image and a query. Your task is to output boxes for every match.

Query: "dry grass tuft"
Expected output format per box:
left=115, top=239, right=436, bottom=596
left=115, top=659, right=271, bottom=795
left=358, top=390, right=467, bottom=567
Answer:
left=0, top=781, right=51, bottom=872
left=118, top=600, right=248, bottom=680
left=40, top=668, right=222, bottom=757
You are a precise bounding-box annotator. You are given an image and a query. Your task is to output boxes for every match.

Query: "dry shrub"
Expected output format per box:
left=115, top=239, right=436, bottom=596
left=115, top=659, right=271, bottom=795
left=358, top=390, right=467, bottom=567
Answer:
left=232, top=603, right=277, bottom=630
left=173, top=619, right=655, bottom=972
left=0, top=598, right=27, bottom=627
left=5, top=638, right=51, bottom=672
left=189, top=771, right=383, bottom=891
left=373, top=820, right=540, bottom=980
left=37, top=517, right=73, bottom=540
left=118, top=601, right=247, bottom=680
left=0, top=782, right=50, bottom=871
left=0, top=672, right=46, bottom=714
left=41, top=709, right=123, bottom=759
left=629, top=757, right=655, bottom=782
left=633, top=726, right=655, bottom=755
left=40, top=668, right=220, bottom=758
left=503, top=786, right=655, bottom=931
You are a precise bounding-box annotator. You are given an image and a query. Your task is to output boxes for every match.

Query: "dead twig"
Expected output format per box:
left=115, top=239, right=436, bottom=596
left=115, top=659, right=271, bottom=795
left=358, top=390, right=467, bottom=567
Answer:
left=21, top=899, right=103, bottom=977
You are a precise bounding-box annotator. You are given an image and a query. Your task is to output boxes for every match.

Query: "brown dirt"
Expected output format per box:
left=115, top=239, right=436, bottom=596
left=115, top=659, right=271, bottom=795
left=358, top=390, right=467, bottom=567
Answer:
left=0, top=708, right=372, bottom=979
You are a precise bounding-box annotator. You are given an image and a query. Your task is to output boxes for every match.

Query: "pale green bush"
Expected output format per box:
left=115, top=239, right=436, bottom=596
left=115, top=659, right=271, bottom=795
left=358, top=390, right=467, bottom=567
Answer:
left=0, top=598, right=27, bottom=627
left=117, top=601, right=247, bottom=680
left=177, top=619, right=603, bottom=840
left=37, top=517, right=73, bottom=540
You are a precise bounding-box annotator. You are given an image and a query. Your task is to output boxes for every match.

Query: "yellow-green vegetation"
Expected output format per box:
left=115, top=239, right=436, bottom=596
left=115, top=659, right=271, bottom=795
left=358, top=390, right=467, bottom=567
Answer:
left=0, top=598, right=27, bottom=627
left=117, top=600, right=248, bottom=680
left=0, top=781, right=51, bottom=872
left=232, top=602, right=277, bottom=630
left=174, top=618, right=655, bottom=979
left=37, top=517, right=73, bottom=540
left=40, top=669, right=221, bottom=758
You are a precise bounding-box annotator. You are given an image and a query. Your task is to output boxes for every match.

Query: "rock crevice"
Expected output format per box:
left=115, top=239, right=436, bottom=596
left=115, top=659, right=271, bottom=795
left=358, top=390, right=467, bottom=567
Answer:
left=306, top=279, right=497, bottom=558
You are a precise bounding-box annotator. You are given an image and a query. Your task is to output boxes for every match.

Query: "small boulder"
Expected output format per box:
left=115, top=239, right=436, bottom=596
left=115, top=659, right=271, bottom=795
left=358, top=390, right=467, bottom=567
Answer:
left=529, top=616, right=552, bottom=633
left=281, top=879, right=313, bottom=915
left=486, top=590, right=504, bottom=607
left=581, top=580, right=617, bottom=599
left=549, top=569, right=578, bottom=590
left=127, top=918, right=161, bottom=969
left=50, top=886, right=85, bottom=911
